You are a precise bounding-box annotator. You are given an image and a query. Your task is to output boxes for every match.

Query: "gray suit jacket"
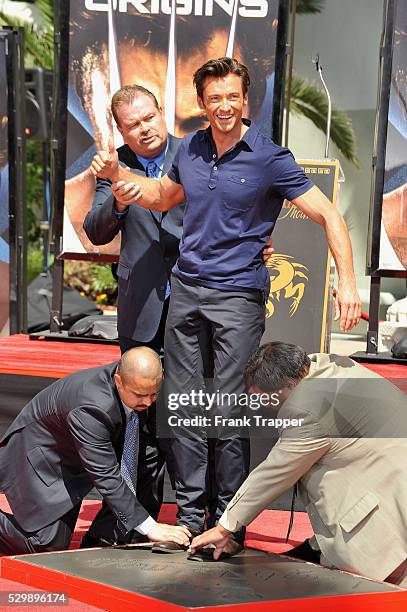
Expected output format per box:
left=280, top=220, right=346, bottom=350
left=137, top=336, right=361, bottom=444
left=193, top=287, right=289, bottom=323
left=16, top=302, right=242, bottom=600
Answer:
left=220, top=354, right=407, bottom=581
left=0, top=363, right=149, bottom=532
left=83, top=135, right=185, bottom=342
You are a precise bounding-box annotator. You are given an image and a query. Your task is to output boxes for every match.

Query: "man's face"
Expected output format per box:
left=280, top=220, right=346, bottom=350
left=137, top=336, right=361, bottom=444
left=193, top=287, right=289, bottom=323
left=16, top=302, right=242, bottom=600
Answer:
left=115, top=372, right=161, bottom=411
left=197, top=73, right=248, bottom=139
left=116, top=94, right=168, bottom=158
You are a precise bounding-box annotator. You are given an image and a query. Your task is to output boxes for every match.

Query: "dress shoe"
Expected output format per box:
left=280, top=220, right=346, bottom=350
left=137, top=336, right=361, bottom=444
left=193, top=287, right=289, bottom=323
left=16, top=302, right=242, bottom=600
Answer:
left=281, top=539, right=321, bottom=564
left=80, top=534, right=117, bottom=549
left=151, top=528, right=201, bottom=554
left=80, top=532, right=149, bottom=549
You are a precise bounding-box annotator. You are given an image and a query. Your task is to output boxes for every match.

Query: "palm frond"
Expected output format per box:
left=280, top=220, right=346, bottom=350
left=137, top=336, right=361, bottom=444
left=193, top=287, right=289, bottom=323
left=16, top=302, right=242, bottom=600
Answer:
left=0, top=1, right=53, bottom=68
left=289, top=75, right=359, bottom=166
left=296, top=0, right=325, bottom=14
left=34, top=0, right=54, bottom=28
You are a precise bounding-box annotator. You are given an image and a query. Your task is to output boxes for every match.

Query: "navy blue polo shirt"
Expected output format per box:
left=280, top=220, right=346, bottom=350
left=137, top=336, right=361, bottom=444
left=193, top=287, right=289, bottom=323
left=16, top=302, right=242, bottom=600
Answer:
left=167, top=120, right=313, bottom=292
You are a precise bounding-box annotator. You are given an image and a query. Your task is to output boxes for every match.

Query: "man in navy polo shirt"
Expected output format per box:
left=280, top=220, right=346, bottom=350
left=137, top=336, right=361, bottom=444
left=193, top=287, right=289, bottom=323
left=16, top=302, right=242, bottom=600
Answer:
left=91, top=57, right=361, bottom=554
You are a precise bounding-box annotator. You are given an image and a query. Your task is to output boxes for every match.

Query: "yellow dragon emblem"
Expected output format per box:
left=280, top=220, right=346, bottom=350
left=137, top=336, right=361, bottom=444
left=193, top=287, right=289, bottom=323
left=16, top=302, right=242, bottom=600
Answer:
left=265, top=253, right=309, bottom=318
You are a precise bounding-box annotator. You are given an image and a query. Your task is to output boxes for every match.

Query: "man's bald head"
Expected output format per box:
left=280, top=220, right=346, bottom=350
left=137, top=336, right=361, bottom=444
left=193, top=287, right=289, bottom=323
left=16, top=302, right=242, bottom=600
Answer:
left=115, top=347, right=163, bottom=411
left=118, top=347, right=162, bottom=386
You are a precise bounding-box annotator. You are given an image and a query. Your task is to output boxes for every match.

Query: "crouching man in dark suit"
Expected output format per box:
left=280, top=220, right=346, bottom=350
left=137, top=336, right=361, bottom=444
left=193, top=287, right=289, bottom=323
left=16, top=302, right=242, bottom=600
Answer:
left=0, top=347, right=190, bottom=555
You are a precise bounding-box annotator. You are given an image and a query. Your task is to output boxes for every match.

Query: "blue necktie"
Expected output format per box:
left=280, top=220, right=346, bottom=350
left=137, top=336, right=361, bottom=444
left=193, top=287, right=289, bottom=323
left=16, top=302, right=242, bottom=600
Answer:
left=146, top=160, right=171, bottom=299
left=146, top=161, right=159, bottom=178
left=120, top=411, right=139, bottom=496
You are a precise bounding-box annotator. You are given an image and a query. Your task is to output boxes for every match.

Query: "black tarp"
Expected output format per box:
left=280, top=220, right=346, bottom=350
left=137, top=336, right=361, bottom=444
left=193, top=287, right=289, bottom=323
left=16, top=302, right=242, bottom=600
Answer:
left=27, top=273, right=100, bottom=333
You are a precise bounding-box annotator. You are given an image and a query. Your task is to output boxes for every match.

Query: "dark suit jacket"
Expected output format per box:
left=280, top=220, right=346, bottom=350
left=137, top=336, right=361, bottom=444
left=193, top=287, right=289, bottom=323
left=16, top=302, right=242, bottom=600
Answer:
left=0, top=363, right=149, bottom=533
left=83, top=135, right=184, bottom=342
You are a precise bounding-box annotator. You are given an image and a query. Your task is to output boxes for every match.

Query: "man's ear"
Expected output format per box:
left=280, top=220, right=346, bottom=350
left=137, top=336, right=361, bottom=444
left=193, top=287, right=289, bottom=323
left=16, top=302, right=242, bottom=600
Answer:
left=114, top=371, right=122, bottom=388
left=197, top=95, right=205, bottom=111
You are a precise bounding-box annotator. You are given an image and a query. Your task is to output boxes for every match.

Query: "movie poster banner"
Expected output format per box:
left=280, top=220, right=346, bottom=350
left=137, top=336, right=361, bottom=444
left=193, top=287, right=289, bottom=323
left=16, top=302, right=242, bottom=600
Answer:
left=62, top=0, right=283, bottom=258
left=0, top=33, right=9, bottom=337
left=262, top=160, right=340, bottom=354
left=371, top=0, right=407, bottom=275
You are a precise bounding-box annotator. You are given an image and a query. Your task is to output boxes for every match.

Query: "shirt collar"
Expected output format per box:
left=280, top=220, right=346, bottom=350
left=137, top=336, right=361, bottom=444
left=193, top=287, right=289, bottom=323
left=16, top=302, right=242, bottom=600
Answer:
left=200, top=118, right=259, bottom=152
left=121, top=402, right=133, bottom=419
left=137, top=140, right=168, bottom=173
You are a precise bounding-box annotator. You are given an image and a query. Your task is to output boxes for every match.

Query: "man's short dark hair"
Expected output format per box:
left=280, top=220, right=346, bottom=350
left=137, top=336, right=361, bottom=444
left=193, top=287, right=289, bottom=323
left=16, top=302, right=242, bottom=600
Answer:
left=244, top=342, right=311, bottom=392
left=111, top=85, right=160, bottom=126
left=193, top=57, right=250, bottom=101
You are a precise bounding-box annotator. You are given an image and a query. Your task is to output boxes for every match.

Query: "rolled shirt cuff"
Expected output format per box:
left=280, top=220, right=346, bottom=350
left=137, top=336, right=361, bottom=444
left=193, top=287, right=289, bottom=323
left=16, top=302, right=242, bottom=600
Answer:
left=135, top=515, right=157, bottom=536
left=219, top=509, right=242, bottom=533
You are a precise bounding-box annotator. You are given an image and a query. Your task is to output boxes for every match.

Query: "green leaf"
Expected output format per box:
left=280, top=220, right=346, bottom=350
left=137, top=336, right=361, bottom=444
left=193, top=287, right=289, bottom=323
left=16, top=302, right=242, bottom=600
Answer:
left=296, top=0, right=325, bottom=14
left=0, top=0, right=53, bottom=68
left=289, top=75, right=359, bottom=166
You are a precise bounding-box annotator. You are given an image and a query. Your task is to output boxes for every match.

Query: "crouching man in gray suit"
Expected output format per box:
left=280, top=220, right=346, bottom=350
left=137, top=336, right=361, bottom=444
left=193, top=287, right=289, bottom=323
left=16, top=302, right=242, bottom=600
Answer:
left=0, top=347, right=190, bottom=555
left=190, top=342, right=407, bottom=586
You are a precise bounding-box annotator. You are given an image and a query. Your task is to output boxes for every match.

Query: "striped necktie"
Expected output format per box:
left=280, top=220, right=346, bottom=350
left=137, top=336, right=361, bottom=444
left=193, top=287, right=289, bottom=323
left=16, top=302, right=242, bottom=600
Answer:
left=120, top=411, right=139, bottom=496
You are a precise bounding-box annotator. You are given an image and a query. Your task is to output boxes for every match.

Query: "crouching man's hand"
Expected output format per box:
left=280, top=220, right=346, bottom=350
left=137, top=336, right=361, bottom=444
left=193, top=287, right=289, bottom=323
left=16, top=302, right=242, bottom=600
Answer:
left=189, top=524, right=233, bottom=560
left=147, top=523, right=191, bottom=545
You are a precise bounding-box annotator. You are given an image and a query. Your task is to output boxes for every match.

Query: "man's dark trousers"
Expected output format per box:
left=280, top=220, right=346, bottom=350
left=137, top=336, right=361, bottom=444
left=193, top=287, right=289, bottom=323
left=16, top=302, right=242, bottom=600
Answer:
left=0, top=505, right=81, bottom=555
left=164, top=275, right=265, bottom=543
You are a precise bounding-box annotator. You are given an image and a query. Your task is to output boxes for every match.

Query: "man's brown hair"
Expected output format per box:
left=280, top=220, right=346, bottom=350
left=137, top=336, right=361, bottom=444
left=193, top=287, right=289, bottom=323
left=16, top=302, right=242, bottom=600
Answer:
left=193, top=57, right=250, bottom=101
left=111, top=84, right=160, bottom=126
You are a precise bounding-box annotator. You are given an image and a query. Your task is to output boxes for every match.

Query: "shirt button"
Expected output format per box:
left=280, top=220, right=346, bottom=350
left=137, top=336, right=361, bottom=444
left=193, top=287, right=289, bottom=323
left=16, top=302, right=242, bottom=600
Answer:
left=214, top=166, right=218, bottom=171
left=241, top=178, right=245, bottom=183
left=212, top=154, right=216, bottom=159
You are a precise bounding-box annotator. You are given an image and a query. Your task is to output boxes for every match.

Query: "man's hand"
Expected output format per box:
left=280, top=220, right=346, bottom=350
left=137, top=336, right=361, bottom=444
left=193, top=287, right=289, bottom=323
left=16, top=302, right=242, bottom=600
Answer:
left=147, top=523, right=191, bottom=546
left=112, top=180, right=143, bottom=206
left=334, top=284, right=361, bottom=332
left=189, top=525, right=232, bottom=560
left=90, top=138, right=119, bottom=181
left=263, top=237, right=274, bottom=264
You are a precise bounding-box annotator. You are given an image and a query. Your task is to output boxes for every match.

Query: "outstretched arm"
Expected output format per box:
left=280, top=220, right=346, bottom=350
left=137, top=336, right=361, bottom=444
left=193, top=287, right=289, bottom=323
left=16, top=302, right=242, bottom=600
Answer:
left=190, top=436, right=331, bottom=559
left=68, top=406, right=190, bottom=545
left=292, top=185, right=361, bottom=332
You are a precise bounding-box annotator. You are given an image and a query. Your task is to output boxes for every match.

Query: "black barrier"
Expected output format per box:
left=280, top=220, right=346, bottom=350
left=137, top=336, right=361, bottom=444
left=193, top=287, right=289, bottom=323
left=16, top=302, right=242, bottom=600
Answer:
left=2, top=27, right=27, bottom=334
left=358, top=0, right=406, bottom=360
left=49, top=1, right=70, bottom=333
left=0, top=31, right=9, bottom=337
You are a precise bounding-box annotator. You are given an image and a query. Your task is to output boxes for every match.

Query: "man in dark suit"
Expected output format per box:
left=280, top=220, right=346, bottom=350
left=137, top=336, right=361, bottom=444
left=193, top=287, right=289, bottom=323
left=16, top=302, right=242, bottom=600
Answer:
left=0, top=347, right=190, bottom=555
left=83, top=84, right=184, bottom=356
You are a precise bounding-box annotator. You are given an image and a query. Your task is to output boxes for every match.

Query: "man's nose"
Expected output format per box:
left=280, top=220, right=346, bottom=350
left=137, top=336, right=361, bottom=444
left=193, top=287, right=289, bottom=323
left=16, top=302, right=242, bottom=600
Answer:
left=220, top=98, right=231, bottom=111
left=144, top=394, right=156, bottom=407
left=140, top=121, right=149, bottom=133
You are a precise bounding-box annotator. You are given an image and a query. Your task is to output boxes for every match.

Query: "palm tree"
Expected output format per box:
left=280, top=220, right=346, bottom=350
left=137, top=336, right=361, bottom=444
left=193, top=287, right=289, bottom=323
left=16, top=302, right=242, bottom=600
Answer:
left=0, top=0, right=53, bottom=68
left=297, top=0, right=326, bottom=14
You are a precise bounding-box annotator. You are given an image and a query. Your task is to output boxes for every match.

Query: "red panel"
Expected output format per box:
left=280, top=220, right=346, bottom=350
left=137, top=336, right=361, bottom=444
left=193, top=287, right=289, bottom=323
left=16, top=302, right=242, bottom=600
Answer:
left=0, top=334, right=120, bottom=378
left=2, top=556, right=406, bottom=612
